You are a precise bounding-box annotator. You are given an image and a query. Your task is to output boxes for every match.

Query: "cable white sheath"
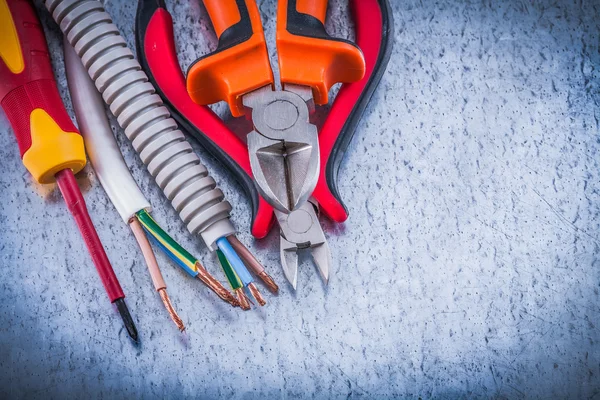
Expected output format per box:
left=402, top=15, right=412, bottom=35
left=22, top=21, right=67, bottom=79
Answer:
left=46, top=0, right=236, bottom=250
left=64, top=39, right=151, bottom=223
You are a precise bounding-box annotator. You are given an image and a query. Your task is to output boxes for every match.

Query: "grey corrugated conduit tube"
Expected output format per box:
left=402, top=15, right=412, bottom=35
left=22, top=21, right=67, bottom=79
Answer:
left=45, top=0, right=235, bottom=250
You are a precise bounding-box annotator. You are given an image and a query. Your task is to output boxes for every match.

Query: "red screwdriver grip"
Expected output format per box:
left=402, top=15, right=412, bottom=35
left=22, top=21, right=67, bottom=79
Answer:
left=0, top=0, right=79, bottom=157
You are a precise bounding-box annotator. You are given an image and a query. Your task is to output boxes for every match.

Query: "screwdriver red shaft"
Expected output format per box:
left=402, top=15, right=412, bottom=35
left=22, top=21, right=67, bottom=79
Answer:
left=55, top=170, right=137, bottom=341
left=55, top=169, right=124, bottom=300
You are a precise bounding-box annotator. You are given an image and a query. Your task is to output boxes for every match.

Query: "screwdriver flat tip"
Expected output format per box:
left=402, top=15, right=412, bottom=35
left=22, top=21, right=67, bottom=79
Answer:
left=114, top=298, right=138, bottom=342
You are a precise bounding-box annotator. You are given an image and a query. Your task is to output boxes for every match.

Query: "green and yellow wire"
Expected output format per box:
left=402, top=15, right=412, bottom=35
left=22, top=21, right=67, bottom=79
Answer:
left=136, top=209, right=200, bottom=277
left=136, top=210, right=240, bottom=307
left=217, top=249, right=250, bottom=310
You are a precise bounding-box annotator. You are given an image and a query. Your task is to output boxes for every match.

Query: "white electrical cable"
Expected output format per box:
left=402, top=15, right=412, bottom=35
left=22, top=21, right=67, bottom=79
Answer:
left=46, top=0, right=236, bottom=250
left=64, top=39, right=150, bottom=223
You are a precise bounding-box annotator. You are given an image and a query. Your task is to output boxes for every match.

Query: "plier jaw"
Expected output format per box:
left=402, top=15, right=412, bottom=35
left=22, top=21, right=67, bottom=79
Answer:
left=276, top=201, right=331, bottom=290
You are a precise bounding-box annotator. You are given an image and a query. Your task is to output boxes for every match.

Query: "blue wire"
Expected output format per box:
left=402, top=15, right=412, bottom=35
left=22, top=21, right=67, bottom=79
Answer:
left=216, top=237, right=253, bottom=286
left=141, top=226, right=199, bottom=278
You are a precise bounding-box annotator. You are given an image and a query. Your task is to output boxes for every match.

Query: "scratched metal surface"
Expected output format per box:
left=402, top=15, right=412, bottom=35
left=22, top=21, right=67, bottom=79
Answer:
left=0, top=0, right=599, bottom=398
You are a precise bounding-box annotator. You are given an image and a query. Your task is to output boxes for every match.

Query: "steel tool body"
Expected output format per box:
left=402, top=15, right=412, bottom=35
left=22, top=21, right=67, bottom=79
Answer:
left=0, top=0, right=137, bottom=340
left=136, top=0, right=394, bottom=289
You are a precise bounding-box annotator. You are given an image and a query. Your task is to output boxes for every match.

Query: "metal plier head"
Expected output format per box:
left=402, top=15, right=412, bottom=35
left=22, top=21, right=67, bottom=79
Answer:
left=182, top=0, right=366, bottom=288
left=275, top=201, right=331, bottom=290
left=243, top=85, right=319, bottom=214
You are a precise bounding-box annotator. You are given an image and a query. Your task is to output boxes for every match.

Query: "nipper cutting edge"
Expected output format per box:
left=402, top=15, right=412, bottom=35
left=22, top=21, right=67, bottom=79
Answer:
left=244, top=85, right=320, bottom=214
left=276, top=201, right=331, bottom=289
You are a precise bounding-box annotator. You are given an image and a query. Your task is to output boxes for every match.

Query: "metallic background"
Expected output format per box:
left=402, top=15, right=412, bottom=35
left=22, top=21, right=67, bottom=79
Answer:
left=0, top=0, right=599, bottom=398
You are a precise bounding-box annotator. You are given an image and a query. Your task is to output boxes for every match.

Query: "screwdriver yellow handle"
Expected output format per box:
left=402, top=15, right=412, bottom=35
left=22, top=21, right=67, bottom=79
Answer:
left=0, top=0, right=85, bottom=184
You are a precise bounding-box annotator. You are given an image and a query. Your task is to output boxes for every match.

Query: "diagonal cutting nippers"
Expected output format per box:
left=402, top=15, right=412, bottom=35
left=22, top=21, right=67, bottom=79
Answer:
left=135, top=0, right=394, bottom=289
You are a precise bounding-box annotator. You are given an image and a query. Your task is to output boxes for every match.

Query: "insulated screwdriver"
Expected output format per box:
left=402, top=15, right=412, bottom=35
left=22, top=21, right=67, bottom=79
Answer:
left=0, top=0, right=138, bottom=341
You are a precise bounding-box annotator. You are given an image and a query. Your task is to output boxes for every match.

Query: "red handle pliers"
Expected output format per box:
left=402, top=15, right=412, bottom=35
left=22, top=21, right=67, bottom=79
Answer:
left=135, top=0, right=393, bottom=239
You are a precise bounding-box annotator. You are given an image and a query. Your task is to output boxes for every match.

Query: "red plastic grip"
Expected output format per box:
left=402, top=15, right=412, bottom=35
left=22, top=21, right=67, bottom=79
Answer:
left=313, top=0, right=388, bottom=222
left=140, top=5, right=275, bottom=238
left=0, top=0, right=79, bottom=157
left=1, top=79, right=78, bottom=157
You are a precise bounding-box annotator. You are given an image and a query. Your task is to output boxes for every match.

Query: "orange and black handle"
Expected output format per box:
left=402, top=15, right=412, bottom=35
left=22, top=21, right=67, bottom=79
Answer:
left=276, top=0, right=366, bottom=105
left=186, top=0, right=274, bottom=117
left=0, top=0, right=86, bottom=184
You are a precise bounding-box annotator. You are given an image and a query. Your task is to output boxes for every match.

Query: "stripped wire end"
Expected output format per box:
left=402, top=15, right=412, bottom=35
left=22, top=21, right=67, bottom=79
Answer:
left=258, top=271, right=279, bottom=294
left=248, top=282, right=266, bottom=306
left=135, top=210, right=238, bottom=307
left=195, top=262, right=239, bottom=307
left=217, top=238, right=266, bottom=307
left=158, top=288, right=185, bottom=332
left=130, top=216, right=184, bottom=333
left=227, top=235, right=278, bottom=293
left=235, top=288, right=251, bottom=311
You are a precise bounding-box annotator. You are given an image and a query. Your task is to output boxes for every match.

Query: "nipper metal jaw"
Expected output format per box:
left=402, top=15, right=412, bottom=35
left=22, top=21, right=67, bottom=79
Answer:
left=244, top=85, right=319, bottom=214
left=275, top=201, right=331, bottom=290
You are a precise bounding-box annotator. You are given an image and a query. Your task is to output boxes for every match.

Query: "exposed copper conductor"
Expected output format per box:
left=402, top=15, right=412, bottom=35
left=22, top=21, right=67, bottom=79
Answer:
left=235, top=288, right=251, bottom=310
left=159, top=288, right=185, bottom=332
left=248, top=283, right=266, bottom=306
left=195, top=262, right=240, bottom=307
left=227, top=235, right=279, bottom=293
left=130, top=217, right=185, bottom=332
left=258, top=271, right=279, bottom=293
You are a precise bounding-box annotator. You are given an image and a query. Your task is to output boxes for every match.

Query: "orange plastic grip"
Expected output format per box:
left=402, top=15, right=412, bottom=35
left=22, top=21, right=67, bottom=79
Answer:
left=186, top=0, right=274, bottom=117
left=203, top=0, right=242, bottom=37
left=296, top=0, right=327, bottom=24
left=276, top=0, right=366, bottom=105
left=0, top=0, right=85, bottom=184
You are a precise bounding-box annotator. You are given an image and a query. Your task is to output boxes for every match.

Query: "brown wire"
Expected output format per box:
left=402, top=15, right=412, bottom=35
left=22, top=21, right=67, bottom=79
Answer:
left=159, top=288, right=185, bottom=331
left=130, top=217, right=166, bottom=289
left=227, top=235, right=279, bottom=293
left=129, top=216, right=185, bottom=331
left=257, top=271, right=279, bottom=294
